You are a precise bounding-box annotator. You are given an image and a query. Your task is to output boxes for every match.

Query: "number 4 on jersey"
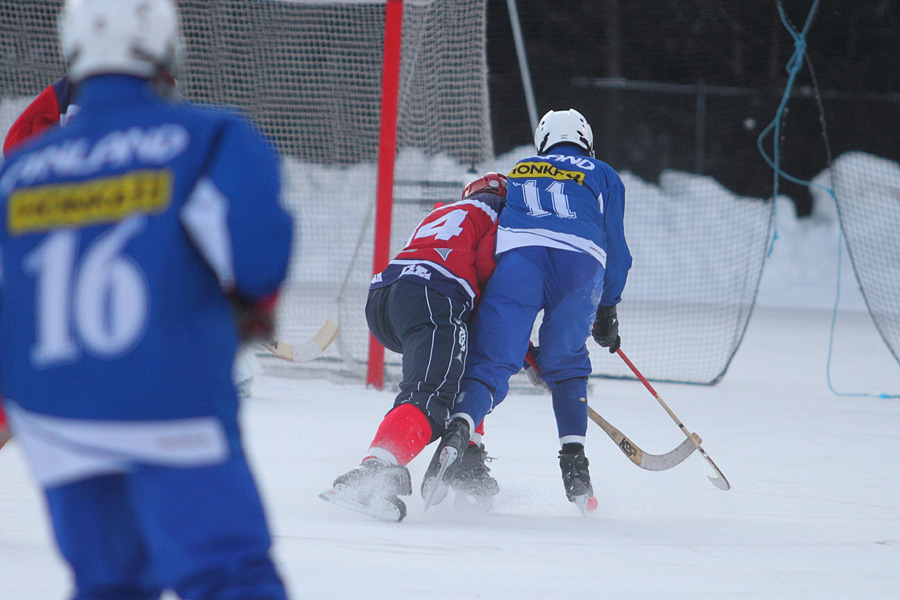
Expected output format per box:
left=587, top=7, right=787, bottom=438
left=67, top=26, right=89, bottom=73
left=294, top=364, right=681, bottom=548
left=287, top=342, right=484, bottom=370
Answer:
left=413, top=209, right=466, bottom=241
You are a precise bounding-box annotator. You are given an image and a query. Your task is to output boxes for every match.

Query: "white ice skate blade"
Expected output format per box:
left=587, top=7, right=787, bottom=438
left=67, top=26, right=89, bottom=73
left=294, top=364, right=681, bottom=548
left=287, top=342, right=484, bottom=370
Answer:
left=421, top=446, right=458, bottom=511
left=319, top=485, right=404, bottom=522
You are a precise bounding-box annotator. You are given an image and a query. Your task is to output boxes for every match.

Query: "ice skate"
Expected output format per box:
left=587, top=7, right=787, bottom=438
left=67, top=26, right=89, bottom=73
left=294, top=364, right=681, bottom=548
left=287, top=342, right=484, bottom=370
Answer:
left=421, top=418, right=470, bottom=510
left=559, top=448, right=598, bottom=515
left=320, top=459, right=412, bottom=522
left=451, top=442, right=499, bottom=511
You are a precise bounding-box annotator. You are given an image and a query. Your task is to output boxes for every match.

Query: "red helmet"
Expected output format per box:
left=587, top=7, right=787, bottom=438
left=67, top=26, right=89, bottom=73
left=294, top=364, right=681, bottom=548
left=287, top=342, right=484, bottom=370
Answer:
left=462, top=172, right=508, bottom=200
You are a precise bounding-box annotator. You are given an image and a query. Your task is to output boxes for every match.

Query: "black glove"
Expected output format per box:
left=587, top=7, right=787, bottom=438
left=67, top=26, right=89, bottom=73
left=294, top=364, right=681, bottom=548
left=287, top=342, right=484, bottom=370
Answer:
left=591, top=304, right=620, bottom=353
left=230, top=293, right=277, bottom=343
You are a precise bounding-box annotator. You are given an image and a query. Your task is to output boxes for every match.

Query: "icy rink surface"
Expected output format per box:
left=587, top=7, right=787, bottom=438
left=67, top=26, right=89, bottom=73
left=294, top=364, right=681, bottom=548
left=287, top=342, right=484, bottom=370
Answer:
left=1, top=304, right=899, bottom=599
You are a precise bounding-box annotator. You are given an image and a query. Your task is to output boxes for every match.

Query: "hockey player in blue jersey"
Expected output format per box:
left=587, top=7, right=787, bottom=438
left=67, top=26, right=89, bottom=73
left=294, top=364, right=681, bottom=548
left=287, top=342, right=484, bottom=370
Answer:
left=0, top=1, right=292, bottom=598
left=423, top=108, right=632, bottom=513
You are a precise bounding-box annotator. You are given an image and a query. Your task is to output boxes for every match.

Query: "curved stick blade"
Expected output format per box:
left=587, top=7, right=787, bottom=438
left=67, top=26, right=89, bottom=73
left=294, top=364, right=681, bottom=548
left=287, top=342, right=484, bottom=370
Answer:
left=262, top=319, right=339, bottom=363
left=588, top=406, right=697, bottom=471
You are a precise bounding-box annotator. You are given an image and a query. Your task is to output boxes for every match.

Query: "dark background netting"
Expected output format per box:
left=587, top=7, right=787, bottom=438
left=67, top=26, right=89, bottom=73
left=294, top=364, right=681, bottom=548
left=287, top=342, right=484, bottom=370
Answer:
left=486, top=0, right=900, bottom=218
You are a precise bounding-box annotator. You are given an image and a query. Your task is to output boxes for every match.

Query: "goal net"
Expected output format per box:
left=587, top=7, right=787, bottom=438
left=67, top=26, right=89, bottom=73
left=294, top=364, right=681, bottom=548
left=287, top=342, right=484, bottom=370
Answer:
left=830, top=156, right=900, bottom=368
left=176, top=0, right=496, bottom=381
left=10, top=2, right=896, bottom=387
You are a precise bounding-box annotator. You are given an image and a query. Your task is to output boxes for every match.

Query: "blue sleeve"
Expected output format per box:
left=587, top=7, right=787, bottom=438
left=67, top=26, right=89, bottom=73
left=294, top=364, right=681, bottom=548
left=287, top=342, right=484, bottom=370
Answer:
left=207, top=115, right=293, bottom=299
left=600, top=171, right=631, bottom=306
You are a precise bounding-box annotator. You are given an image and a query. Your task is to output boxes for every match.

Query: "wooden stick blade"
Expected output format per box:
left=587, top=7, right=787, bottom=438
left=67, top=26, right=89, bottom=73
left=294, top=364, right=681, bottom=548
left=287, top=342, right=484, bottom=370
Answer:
left=587, top=406, right=697, bottom=472
left=263, top=339, right=294, bottom=362
left=263, top=319, right=340, bottom=363
left=311, top=319, right=340, bottom=351
left=616, top=349, right=730, bottom=491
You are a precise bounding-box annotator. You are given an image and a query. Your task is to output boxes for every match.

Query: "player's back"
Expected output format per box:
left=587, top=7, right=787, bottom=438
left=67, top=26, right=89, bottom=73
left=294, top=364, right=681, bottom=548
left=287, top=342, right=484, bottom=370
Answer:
left=371, top=191, right=503, bottom=307
left=498, top=144, right=625, bottom=266
left=0, top=75, right=291, bottom=423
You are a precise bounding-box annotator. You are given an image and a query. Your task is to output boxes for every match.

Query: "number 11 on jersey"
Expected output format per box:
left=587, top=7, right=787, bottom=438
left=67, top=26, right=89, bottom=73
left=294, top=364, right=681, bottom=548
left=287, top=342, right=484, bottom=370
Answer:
left=521, top=180, right=576, bottom=219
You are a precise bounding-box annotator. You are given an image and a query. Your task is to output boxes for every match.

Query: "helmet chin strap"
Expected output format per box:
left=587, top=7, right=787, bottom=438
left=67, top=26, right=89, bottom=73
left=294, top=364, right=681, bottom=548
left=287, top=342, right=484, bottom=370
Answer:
left=580, top=136, right=595, bottom=157
left=537, top=133, right=551, bottom=155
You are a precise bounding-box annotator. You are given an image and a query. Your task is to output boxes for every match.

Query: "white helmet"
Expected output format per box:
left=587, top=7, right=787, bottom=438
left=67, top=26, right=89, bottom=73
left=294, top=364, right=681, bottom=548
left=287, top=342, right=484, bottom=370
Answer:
left=533, top=109, right=594, bottom=157
left=59, top=0, right=181, bottom=83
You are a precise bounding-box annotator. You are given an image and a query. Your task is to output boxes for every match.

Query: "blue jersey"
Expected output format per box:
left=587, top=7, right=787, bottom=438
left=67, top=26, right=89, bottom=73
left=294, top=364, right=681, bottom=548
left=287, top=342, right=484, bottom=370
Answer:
left=0, top=76, right=292, bottom=427
left=499, top=145, right=631, bottom=306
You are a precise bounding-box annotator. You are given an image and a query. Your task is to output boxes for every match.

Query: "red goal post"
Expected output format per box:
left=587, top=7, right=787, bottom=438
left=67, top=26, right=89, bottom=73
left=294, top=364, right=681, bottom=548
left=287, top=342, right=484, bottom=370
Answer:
left=367, top=0, right=404, bottom=390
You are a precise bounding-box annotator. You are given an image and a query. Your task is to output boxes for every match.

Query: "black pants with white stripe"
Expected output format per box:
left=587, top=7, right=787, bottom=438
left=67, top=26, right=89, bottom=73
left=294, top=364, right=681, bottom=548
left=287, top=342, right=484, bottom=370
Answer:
left=366, top=280, right=470, bottom=441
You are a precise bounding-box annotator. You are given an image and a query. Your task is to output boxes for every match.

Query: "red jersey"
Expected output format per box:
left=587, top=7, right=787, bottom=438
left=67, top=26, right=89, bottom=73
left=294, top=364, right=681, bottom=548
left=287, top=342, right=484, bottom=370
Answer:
left=3, top=76, right=78, bottom=158
left=370, top=191, right=504, bottom=308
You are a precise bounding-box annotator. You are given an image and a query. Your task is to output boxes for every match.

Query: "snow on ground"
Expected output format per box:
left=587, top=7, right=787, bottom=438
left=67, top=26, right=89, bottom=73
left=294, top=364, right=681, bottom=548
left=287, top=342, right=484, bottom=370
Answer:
left=1, top=305, right=899, bottom=599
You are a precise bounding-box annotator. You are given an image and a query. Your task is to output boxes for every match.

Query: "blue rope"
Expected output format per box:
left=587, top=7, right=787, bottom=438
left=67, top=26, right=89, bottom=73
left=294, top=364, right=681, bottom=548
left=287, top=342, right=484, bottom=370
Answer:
left=757, top=1, right=899, bottom=399
left=756, top=1, right=819, bottom=258
left=756, top=0, right=820, bottom=195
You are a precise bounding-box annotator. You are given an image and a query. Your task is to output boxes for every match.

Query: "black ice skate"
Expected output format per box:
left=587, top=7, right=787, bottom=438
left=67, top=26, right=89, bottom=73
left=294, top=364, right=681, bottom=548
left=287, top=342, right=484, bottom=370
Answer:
left=451, top=443, right=499, bottom=511
left=320, top=459, right=412, bottom=522
left=421, top=418, right=470, bottom=510
left=558, top=448, right=597, bottom=515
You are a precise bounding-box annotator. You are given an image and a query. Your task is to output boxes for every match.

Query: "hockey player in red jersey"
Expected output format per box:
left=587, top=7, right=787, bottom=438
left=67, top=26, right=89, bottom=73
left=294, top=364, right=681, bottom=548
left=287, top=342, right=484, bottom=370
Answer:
left=2, top=76, right=79, bottom=158
left=2, top=72, right=176, bottom=159
left=320, top=172, right=507, bottom=521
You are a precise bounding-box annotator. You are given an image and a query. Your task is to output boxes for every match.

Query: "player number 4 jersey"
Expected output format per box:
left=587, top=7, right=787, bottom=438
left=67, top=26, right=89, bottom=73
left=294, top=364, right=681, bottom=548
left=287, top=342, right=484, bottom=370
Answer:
left=370, top=191, right=504, bottom=309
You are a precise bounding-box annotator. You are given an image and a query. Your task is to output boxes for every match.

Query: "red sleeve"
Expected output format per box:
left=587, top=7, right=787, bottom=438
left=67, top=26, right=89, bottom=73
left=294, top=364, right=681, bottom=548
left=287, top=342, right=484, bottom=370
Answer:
left=3, top=84, right=62, bottom=157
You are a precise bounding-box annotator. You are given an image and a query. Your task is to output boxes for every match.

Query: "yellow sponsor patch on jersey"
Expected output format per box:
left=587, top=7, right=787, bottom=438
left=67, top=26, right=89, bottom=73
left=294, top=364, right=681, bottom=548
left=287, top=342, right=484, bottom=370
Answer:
left=508, top=161, right=585, bottom=185
left=8, top=169, right=172, bottom=235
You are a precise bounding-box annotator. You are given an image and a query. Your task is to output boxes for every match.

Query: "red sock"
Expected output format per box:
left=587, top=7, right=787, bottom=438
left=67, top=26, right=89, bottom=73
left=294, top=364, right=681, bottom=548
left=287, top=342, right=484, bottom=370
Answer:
left=366, top=404, right=433, bottom=467
left=469, top=419, right=485, bottom=446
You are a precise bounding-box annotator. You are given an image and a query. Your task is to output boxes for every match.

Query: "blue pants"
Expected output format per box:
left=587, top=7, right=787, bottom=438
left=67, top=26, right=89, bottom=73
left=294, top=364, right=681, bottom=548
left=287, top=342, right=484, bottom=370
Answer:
left=454, top=246, right=604, bottom=441
left=44, top=450, right=288, bottom=600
